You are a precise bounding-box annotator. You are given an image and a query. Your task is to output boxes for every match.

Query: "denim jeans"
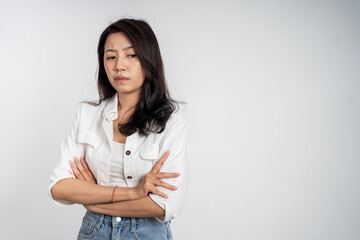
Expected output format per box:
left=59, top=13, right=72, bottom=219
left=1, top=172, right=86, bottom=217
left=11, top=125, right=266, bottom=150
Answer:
left=77, top=210, right=173, bottom=240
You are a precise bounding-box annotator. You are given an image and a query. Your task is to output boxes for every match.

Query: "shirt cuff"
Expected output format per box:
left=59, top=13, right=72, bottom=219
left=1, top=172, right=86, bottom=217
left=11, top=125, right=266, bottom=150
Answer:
left=149, top=194, right=173, bottom=222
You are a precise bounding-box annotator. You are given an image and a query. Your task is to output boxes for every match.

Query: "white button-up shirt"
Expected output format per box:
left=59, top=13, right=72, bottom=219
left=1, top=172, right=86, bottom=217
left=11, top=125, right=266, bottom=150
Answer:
left=48, top=94, right=189, bottom=222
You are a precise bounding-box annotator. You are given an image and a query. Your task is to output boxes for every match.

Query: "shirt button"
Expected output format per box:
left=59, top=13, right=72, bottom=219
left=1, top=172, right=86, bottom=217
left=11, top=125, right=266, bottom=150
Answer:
left=126, top=150, right=131, bottom=155
left=116, top=217, right=121, bottom=222
left=127, top=176, right=132, bottom=180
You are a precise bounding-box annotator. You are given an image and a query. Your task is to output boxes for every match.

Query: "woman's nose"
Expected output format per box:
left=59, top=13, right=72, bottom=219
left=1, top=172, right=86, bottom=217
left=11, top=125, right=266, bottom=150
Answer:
left=115, top=57, right=125, bottom=72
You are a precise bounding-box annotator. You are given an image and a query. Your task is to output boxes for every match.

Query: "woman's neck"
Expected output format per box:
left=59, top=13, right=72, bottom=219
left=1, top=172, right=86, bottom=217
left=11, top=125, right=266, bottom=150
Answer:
left=117, top=92, right=139, bottom=118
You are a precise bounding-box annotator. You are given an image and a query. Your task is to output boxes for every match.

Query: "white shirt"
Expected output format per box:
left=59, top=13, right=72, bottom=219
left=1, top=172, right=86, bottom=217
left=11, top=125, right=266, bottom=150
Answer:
left=48, top=94, right=189, bottom=222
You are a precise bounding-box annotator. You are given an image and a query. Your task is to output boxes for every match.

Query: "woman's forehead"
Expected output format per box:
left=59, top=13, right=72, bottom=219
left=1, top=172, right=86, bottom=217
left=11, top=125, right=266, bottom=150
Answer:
left=104, top=32, right=133, bottom=50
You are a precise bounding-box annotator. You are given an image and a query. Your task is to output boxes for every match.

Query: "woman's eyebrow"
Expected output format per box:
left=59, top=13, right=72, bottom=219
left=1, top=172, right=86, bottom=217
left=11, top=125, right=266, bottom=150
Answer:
left=123, top=46, right=134, bottom=50
left=105, top=46, right=134, bottom=52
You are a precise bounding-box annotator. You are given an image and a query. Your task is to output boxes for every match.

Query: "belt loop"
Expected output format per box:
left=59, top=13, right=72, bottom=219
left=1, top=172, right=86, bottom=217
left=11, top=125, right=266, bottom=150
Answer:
left=130, top=218, right=136, bottom=232
left=112, top=216, right=115, bottom=228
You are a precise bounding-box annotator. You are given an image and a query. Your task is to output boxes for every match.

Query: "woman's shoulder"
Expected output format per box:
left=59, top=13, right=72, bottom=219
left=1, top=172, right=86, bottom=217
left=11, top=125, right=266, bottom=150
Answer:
left=74, top=96, right=117, bottom=127
left=164, top=103, right=187, bottom=130
left=149, top=103, right=187, bottom=142
left=78, top=96, right=117, bottom=117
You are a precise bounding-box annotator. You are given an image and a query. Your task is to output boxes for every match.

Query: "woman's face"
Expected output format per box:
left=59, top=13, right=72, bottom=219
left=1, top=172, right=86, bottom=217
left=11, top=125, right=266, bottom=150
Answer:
left=104, top=32, right=145, bottom=97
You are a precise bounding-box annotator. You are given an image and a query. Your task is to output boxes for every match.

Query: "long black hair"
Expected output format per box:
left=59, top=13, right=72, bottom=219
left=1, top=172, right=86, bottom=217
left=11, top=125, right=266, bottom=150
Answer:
left=89, top=18, right=177, bottom=136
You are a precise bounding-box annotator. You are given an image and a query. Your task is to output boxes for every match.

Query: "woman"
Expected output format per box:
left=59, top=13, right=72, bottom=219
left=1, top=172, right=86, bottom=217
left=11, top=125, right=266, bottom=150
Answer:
left=49, top=18, right=189, bottom=240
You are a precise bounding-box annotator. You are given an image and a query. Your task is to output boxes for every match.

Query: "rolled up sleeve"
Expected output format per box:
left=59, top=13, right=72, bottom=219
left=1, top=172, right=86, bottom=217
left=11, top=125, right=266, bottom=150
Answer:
left=48, top=104, right=84, bottom=206
left=149, top=117, right=190, bottom=222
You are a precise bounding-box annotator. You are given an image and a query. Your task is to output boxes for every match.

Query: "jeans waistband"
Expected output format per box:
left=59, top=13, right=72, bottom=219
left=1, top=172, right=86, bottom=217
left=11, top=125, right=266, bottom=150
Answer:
left=85, top=210, right=159, bottom=227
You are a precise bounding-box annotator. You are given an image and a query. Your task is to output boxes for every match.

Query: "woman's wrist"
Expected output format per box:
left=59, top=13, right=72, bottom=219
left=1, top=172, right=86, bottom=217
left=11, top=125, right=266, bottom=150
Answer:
left=129, top=187, right=141, bottom=200
left=115, top=187, right=139, bottom=202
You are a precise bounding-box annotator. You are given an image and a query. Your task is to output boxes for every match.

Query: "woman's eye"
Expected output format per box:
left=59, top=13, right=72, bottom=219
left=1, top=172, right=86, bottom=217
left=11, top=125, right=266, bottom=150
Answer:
left=128, top=54, right=137, bottom=58
left=106, top=56, right=116, bottom=60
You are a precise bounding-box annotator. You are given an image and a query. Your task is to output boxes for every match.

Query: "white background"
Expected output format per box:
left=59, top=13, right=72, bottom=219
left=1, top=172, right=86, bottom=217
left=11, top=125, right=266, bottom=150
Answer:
left=1, top=0, right=359, bottom=239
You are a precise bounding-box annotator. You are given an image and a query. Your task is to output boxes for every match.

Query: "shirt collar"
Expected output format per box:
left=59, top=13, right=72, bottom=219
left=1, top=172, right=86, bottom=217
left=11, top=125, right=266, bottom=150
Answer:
left=102, top=93, right=118, bottom=120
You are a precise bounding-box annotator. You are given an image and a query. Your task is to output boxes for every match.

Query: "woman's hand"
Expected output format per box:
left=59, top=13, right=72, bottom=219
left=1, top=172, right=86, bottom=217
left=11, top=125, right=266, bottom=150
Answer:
left=69, top=156, right=97, bottom=184
left=134, top=151, right=180, bottom=199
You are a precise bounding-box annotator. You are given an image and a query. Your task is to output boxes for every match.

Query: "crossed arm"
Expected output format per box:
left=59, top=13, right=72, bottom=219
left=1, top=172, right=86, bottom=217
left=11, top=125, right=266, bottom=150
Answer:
left=51, top=152, right=179, bottom=218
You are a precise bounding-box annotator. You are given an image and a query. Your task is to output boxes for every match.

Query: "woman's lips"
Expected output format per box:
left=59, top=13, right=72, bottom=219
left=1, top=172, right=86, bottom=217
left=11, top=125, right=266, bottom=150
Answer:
left=115, top=76, right=129, bottom=82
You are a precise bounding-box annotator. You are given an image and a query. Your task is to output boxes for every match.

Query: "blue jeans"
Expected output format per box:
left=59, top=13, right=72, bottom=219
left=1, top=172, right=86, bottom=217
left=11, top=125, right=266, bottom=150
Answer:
left=77, top=210, right=173, bottom=240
